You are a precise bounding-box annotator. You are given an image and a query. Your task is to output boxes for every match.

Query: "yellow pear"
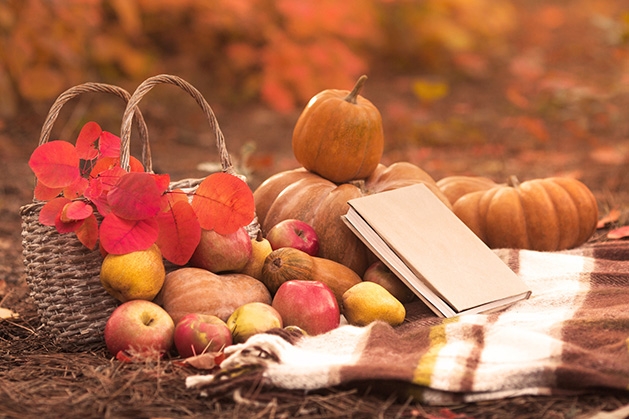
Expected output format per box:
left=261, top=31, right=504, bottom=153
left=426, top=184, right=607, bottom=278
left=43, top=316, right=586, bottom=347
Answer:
left=226, top=302, right=283, bottom=343
left=100, top=244, right=166, bottom=303
left=341, top=281, right=406, bottom=327
left=240, top=233, right=273, bottom=280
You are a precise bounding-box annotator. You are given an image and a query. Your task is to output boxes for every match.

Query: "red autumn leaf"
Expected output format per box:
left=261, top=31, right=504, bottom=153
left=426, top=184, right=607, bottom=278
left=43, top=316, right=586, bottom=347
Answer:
left=75, top=121, right=102, bottom=160
left=91, top=193, right=112, bottom=217
left=29, top=141, right=81, bottom=188
left=39, top=197, right=70, bottom=226
left=75, top=213, right=99, bottom=250
left=83, top=178, right=104, bottom=204
left=191, top=172, right=255, bottom=235
left=98, top=131, right=121, bottom=158
left=108, top=172, right=163, bottom=220
left=129, top=156, right=145, bottom=172
left=607, top=225, right=629, bottom=240
left=62, top=200, right=94, bottom=221
left=99, top=213, right=159, bottom=254
left=165, top=189, right=191, bottom=205
left=34, top=181, right=62, bottom=201
left=55, top=212, right=83, bottom=234
left=84, top=166, right=128, bottom=216
left=95, top=166, right=128, bottom=192
left=89, top=155, right=144, bottom=177
left=152, top=173, right=171, bottom=193
left=90, top=156, right=119, bottom=177
left=161, top=189, right=190, bottom=213
left=156, top=200, right=201, bottom=265
left=63, top=177, right=89, bottom=200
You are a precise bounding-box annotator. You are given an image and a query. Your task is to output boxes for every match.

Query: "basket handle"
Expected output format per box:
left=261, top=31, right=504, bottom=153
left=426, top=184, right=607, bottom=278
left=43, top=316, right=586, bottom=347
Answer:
left=38, top=82, right=152, bottom=171
left=120, top=74, right=234, bottom=174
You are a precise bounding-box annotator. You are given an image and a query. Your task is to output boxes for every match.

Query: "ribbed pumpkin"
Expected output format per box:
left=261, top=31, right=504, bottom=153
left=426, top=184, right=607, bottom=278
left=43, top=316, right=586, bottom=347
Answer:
left=436, top=175, right=500, bottom=205
left=438, top=175, right=599, bottom=251
left=254, top=162, right=451, bottom=276
left=292, top=75, right=384, bottom=183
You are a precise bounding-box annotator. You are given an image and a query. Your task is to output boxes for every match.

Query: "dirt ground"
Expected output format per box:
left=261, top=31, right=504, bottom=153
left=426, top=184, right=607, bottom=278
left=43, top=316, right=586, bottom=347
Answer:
left=2, top=2, right=629, bottom=418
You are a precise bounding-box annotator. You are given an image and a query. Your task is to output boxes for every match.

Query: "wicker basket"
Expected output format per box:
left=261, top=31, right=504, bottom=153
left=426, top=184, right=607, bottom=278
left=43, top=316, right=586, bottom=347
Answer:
left=20, top=75, right=259, bottom=351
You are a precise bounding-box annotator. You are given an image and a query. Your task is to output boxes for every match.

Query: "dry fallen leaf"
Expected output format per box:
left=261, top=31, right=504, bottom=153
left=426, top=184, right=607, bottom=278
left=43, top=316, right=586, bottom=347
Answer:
left=0, top=307, right=19, bottom=320
left=597, top=208, right=621, bottom=229
left=607, top=225, right=629, bottom=240
left=177, top=352, right=225, bottom=370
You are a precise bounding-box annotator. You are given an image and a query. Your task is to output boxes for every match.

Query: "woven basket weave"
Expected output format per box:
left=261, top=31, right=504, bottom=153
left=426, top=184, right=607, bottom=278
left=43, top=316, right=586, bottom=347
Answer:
left=21, top=75, right=259, bottom=351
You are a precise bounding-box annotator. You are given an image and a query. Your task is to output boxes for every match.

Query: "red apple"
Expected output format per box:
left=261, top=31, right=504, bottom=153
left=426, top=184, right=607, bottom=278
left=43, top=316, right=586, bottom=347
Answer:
left=363, top=260, right=416, bottom=303
left=173, top=313, right=233, bottom=358
left=271, top=280, right=340, bottom=335
left=265, top=219, right=319, bottom=256
left=104, top=300, right=175, bottom=358
left=226, top=302, right=283, bottom=343
left=189, top=226, right=252, bottom=273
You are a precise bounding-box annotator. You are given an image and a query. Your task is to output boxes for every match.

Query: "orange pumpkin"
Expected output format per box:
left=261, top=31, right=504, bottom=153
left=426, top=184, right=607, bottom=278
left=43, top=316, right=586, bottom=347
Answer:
left=438, top=175, right=599, bottom=251
left=292, top=75, right=384, bottom=183
left=254, top=162, right=451, bottom=276
left=436, top=175, right=499, bottom=205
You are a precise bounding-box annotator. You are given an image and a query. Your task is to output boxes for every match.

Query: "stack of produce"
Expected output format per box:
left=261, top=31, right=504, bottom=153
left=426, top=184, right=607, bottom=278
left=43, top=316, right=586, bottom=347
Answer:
left=27, top=74, right=600, bottom=363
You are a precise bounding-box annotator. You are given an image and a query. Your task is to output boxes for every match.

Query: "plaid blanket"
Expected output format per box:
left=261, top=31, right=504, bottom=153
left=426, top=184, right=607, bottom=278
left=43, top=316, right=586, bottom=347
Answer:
left=187, top=241, right=629, bottom=405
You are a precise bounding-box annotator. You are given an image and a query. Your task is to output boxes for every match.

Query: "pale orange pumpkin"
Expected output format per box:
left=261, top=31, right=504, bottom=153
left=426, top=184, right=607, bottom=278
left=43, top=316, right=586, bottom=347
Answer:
left=292, top=75, right=384, bottom=183
left=254, top=162, right=451, bottom=276
left=438, top=175, right=599, bottom=251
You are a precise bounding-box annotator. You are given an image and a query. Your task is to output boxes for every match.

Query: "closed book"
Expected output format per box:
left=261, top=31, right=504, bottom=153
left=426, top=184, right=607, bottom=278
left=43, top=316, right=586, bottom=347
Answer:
left=342, top=183, right=531, bottom=317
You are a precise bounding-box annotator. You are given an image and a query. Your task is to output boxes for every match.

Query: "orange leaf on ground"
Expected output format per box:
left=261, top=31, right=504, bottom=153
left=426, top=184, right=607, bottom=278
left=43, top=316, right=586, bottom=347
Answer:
left=177, top=351, right=224, bottom=370
left=607, top=226, right=629, bottom=240
left=597, top=208, right=621, bottom=229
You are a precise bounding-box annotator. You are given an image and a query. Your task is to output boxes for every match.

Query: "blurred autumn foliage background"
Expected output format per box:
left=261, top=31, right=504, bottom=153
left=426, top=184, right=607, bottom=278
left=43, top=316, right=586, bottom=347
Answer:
left=0, top=0, right=521, bottom=114
left=1, top=0, right=629, bottom=197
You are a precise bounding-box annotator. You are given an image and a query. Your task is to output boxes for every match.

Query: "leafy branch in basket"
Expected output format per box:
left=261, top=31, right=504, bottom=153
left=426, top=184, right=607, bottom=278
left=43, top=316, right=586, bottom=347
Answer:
left=28, top=121, right=255, bottom=266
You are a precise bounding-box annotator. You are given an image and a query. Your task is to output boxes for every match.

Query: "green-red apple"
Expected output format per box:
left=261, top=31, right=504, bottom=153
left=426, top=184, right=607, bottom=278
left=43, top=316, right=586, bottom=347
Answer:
left=266, top=219, right=319, bottom=256
left=226, top=301, right=283, bottom=343
left=104, top=300, right=175, bottom=358
left=173, top=313, right=233, bottom=358
left=189, top=226, right=252, bottom=273
left=272, top=280, right=340, bottom=335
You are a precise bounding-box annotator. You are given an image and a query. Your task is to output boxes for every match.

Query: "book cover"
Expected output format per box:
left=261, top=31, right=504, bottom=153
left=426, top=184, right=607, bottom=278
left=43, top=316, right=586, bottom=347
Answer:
left=342, top=183, right=531, bottom=317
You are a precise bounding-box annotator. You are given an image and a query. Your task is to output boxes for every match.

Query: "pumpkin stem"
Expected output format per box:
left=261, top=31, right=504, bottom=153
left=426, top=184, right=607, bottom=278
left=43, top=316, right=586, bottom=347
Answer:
left=507, top=175, right=521, bottom=188
left=344, top=75, right=368, bottom=104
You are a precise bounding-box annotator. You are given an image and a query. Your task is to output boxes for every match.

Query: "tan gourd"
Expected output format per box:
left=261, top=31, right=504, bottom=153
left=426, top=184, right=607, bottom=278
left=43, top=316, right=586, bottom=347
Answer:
left=260, top=247, right=362, bottom=305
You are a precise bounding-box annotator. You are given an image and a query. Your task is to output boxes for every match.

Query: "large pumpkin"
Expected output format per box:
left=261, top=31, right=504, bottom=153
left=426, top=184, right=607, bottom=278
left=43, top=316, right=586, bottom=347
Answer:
left=254, top=162, right=451, bottom=276
left=292, top=75, right=384, bottom=183
left=437, top=175, right=599, bottom=251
